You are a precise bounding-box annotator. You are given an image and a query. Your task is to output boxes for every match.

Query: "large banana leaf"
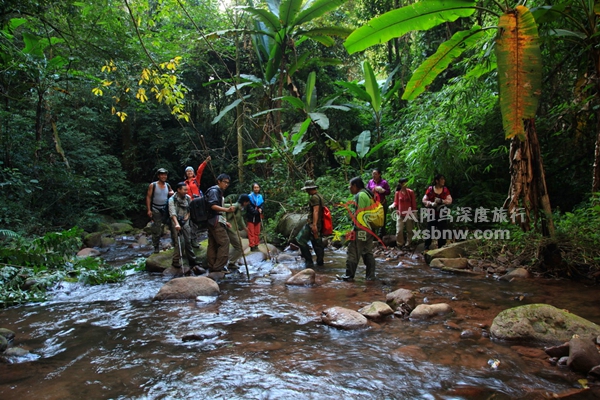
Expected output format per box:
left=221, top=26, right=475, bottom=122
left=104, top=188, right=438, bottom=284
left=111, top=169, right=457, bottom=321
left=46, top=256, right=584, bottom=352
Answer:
left=495, top=6, right=542, bottom=140
left=362, top=61, right=381, bottom=113
left=403, top=26, right=484, bottom=100
left=305, top=71, right=316, bottom=112
left=280, top=0, right=303, bottom=28
left=240, top=6, right=281, bottom=32
left=294, top=0, right=348, bottom=27
left=337, top=81, right=371, bottom=102
left=345, top=0, right=476, bottom=54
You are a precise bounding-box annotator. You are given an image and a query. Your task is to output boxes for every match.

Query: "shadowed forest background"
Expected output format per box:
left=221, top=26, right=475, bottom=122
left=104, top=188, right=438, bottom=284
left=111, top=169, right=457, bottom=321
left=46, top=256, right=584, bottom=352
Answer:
left=1, top=0, right=599, bottom=262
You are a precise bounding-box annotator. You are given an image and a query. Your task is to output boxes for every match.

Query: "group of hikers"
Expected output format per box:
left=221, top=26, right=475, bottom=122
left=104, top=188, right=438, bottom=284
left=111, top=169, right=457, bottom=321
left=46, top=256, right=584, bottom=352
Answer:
left=145, top=157, right=264, bottom=274
left=296, top=170, right=452, bottom=282
left=146, top=158, right=452, bottom=281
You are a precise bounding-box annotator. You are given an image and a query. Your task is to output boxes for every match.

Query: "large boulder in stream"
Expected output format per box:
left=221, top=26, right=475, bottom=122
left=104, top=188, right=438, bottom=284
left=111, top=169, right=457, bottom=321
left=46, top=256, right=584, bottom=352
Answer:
left=424, top=240, right=479, bottom=264
left=322, top=306, right=368, bottom=330
left=286, top=268, right=316, bottom=286
left=276, top=213, right=306, bottom=241
left=154, top=276, right=220, bottom=300
left=358, top=301, right=394, bottom=320
left=410, top=303, right=453, bottom=319
left=490, top=304, right=600, bottom=344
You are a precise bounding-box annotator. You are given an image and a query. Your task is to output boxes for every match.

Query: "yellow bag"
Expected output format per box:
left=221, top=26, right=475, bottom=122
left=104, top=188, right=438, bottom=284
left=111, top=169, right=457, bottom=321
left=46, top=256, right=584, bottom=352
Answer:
left=356, top=191, right=384, bottom=230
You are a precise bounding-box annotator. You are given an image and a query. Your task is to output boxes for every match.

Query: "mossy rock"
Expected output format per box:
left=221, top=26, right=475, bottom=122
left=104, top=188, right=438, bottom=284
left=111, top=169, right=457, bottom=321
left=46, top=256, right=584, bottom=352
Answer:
left=84, top=232, right=103, bottom=248
left=108, top=222, right=134, bottom=234
left=100, top=237, right=116, bottom=247
left=490, top=304, right=600, bottom=344
left=146, top=246, right=208, bottom=273
left=0, top=335, right=7, bottom=353
left=0, top=328, right=15, bottom=342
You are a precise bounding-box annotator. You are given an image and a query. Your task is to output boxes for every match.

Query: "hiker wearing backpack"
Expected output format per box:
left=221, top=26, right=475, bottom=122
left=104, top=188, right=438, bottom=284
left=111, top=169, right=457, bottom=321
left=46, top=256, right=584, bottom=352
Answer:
left=295, top=180, right=325, bottom=269
left=422, top=174, right=453, bottom=250
left=337, top=176, right=376, bottom=282
left=367, top=168, right=391, bottom=237
left=168, top=182, right=200, bottom=270
left=146, top=168, right=174, bottom=253
left=184, top=155, right=211, bottom=199
left=389, top=178, right=417, bottom=248
left=246, top=183, right=264, bottom=251
left=205, top=174, right=235, bottom=272
left=225, top=194, right=250, bottom=270
left=184, top=156, right=211, bottom=247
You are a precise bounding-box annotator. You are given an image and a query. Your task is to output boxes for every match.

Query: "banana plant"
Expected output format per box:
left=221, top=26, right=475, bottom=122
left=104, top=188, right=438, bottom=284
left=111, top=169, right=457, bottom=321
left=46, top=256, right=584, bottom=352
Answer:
left=336, top=60, right=400, bottom=145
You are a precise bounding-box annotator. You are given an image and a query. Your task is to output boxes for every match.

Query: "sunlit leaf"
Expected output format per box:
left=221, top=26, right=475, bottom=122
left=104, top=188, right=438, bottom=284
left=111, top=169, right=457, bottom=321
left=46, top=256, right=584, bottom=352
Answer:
left=495, top=6, right=542, bottom=139
left=308, top=112, right=329, bottom=130
left=345, top=0, right=476, bottom=54
left=403, top=26, right=484, bottom=100
left=355, top=130, right=371, bottom=158
left=293, top=0, right=348, bottom=27
left=363, top=61, right=381, bottom=112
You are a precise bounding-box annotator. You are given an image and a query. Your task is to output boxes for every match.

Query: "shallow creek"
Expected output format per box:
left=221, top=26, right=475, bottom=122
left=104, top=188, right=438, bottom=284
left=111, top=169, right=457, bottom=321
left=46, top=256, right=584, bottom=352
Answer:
left=1, top=241, right=599, bottom=399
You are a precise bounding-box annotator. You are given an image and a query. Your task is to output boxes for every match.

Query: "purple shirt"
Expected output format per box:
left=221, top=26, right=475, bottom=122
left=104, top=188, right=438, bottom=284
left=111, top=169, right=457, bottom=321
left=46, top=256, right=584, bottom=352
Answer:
left=367, top=178, right=391, bottom=203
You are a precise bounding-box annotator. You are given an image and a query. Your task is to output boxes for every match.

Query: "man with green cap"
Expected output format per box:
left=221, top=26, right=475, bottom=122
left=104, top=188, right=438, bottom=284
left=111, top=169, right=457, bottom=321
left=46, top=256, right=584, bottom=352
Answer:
left=295, top=179, right=325, bottom=268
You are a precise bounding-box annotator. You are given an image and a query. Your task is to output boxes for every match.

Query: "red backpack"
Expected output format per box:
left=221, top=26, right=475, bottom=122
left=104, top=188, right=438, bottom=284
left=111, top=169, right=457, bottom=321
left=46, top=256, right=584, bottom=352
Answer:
left=320, top=195, right=333, bottom=236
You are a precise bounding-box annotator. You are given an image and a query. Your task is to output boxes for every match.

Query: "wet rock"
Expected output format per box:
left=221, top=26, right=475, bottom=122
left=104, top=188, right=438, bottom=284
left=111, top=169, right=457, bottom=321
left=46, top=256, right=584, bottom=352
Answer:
left=386, top=288, right=416, bottom=311
left=83, top=232, right=103, bottom=248
left=558, top=356, right=569, bottom=365
left=321, top=306, right=368, bottom=330
left=163, top=266, right=191, bottom=277
left=424, top=240, right=479, bottom=264
left=499, top=267, right=530, bottom=281
left=460, top=329, right=477, bottom=339
left=0, top=335, right=7, bottom=352
left=182, top=330, right=223, bottom=342
left=467, top=259, right=479, bottom=269
left=100, top=237, right=116, bottom=248
left=105, top=222, right=134, bottom=234
left=245, top=251, right=267, bottom=265
left=274, top=254, right=297, bottom=263
left=409, top=303, right=453, bottom=319
left=497, top=255, right=508, bottom=264
left=0, top=328, right=15, bottom=342
left=511, top=345, right=547, bottom=359
left=286, top=268, right=316, bottom=286
left=490, top=304, right=600, bottom=344
left=154, top=276, right=220, bottom=300
left=567, top=337, right=600, bottom=374
left=145, top=250, right=174, bottom=273
left=358, top=301, right=394, bottom=320
left=269, top=264, right=292, bottom=276
left=3, top=347, right=29, bottom=357
left=545, top=342, right=570, bottom=358
left=257, top=243, right=278, bottom=257
left=77, top=247, right=101, bottom=258
left=137, top=236, right=149, bottom=246
left=430, top=258, right=468, bottom=269
left=589, top=365, right=600, bottom=378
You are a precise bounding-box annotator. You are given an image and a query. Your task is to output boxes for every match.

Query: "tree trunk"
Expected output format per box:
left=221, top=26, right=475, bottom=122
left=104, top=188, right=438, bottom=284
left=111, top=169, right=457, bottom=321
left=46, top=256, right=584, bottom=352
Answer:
left=504, top=118, right=555, bottom=236
left=593, top=107, right=600, bottom=193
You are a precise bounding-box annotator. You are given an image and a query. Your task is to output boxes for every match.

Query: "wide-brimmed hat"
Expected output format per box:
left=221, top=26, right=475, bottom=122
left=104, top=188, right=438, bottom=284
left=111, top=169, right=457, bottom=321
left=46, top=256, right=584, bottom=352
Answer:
left=156, top=168, right=168, bottom=174
left=301, top=180, right=318, bottom=190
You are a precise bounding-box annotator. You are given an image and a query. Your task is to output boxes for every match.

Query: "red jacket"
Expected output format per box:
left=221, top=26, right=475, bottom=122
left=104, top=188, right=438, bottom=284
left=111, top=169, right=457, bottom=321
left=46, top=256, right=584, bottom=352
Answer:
left=393, top=188, right=417, bottom=216
left=185, top=160, right=209, bottom=198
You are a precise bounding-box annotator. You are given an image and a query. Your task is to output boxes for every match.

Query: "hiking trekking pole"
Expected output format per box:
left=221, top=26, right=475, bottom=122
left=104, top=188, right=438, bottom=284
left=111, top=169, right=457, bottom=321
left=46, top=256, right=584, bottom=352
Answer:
left=229, top=201, right=250, bottom=280
left=177, top=233, right=184, bottom=276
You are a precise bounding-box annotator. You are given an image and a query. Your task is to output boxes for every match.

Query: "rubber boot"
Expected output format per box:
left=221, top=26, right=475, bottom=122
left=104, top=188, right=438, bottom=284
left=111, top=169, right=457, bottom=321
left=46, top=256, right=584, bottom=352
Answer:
left=364, top=254, right=376, bottom=281
left=299, top=245, right=314, bottom=268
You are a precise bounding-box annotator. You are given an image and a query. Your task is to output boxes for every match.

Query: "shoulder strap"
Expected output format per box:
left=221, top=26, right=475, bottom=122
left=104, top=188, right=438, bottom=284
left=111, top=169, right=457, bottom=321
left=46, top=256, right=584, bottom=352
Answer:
left=151, top=182, right=156, bottom=201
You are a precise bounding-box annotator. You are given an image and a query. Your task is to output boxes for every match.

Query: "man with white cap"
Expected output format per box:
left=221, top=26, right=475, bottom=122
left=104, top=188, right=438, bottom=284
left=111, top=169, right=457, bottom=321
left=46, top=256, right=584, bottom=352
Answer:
left=146, top=168, right=174, bottom=253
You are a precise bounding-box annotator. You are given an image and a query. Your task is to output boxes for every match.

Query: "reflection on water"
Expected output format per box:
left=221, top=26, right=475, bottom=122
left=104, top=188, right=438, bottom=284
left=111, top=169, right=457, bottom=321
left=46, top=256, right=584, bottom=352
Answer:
left=1, top=248, right=599, bottom=399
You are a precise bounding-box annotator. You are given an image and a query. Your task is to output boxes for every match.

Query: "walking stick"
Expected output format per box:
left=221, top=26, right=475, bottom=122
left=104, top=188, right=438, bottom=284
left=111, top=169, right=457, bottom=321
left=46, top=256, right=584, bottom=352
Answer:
left=177, top=233, right=184, bottom=276
left=229, top=201, right=250, bottom=280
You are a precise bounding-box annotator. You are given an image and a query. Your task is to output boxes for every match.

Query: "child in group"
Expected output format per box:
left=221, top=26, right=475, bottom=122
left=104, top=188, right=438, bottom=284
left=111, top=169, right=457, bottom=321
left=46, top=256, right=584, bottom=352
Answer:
left=246, top=183, right=264, bottom=251
left=389, top=178, right=417, bottom=248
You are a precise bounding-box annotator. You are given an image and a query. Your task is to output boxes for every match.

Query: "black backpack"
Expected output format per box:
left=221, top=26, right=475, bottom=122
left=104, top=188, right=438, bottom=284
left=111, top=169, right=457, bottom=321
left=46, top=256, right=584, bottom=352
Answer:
left=189, top=189, right=210, bottom=227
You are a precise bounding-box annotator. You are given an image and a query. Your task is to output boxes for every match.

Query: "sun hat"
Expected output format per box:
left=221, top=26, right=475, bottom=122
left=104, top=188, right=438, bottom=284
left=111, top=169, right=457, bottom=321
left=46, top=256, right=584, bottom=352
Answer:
left=301, top=180, right=318, bottom=190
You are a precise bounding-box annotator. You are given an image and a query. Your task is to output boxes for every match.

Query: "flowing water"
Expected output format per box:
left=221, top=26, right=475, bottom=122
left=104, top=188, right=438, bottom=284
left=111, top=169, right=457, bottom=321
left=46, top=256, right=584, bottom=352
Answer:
left=1, top=240, right=600, bottom=399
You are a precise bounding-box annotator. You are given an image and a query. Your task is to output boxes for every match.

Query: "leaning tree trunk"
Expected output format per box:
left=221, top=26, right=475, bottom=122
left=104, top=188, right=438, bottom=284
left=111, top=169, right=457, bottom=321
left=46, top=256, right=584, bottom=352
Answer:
left=504, top=118, right=555, bottom=236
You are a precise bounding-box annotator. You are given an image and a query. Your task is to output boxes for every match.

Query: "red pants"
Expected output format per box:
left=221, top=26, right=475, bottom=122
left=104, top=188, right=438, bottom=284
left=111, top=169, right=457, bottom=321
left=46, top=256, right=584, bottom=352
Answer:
left=247, top=221, right=261, bottom=247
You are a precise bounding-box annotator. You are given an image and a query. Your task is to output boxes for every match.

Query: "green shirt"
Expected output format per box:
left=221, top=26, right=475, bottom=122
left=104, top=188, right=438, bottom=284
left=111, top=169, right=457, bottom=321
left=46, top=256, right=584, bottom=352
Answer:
left=354, top=189, right=372, bottom=230
left=307, top=193, right=324, bottom=226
